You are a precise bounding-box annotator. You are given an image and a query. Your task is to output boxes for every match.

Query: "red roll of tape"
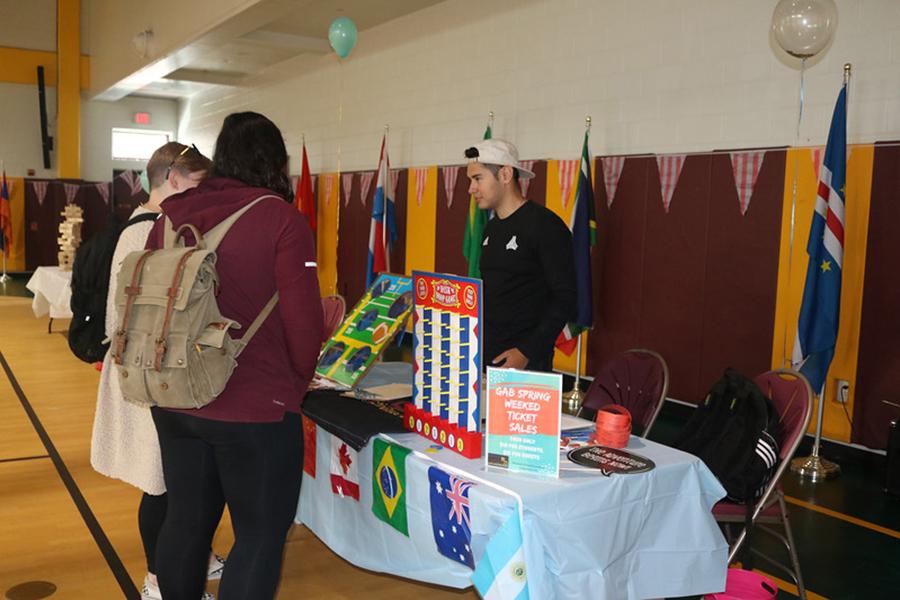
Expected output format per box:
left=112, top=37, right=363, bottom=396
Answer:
left=593, top=404, right=632, bottom=448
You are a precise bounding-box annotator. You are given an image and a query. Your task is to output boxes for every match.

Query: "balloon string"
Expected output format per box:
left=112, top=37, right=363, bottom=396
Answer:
left=784, top=57, right=806, bottom=368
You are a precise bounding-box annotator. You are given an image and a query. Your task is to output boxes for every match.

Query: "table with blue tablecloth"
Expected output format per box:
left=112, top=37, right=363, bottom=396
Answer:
left=296, top=402, right=728, bottom=600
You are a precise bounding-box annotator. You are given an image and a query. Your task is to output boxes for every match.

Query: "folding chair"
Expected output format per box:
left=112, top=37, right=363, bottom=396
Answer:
left=712, top=368, right=813, bottom=599
left=578, top=348, right=669, bottom=438
left=321, top=294, right=346, bottom=342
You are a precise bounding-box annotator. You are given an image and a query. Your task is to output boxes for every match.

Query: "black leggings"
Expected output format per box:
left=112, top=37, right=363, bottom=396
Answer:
left=151, top=408, right=303, bottom=600
left=138, top=492, right=168, bottom=574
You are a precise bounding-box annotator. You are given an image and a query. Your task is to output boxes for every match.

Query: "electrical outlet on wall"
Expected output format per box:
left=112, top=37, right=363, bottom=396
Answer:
left=836, top=379, right=850, bottom=404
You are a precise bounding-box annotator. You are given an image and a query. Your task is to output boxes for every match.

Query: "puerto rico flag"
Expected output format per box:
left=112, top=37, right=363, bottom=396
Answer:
left=366, top=135, right=397, bottom=288
left=792, top=85, right=847, bottom=394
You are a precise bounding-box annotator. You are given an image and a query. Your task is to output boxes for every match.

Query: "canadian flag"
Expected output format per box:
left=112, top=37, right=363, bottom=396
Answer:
left=329, top=434, right=360, bottom=500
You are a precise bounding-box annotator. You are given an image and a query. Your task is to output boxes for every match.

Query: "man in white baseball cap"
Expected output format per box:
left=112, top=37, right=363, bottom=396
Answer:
left=464, top=139, right=575, bottom=372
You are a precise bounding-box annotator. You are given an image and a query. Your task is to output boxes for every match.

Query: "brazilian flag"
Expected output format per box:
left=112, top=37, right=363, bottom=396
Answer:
left=371, top=439, right=412, bottom=535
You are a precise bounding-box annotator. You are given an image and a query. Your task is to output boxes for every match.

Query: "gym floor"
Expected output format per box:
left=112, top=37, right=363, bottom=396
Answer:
left=2, top=275, right=898, bottom=600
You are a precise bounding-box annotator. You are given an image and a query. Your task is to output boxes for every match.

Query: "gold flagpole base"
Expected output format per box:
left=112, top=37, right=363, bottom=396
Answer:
left=790, top=455, right=841, bottom=482
left=562, top=388, right=584, bottom=416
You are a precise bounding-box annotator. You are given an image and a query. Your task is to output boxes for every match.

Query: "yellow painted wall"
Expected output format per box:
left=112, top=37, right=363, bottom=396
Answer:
left=316, top=173, right=339, bottom=296
left=771, top=146, right=874, bottom=442
left=0, top=46, right=90, bottom=89
left=403, top=167, right=437, bottom=275
left=5, top=177, right=26, bottom=272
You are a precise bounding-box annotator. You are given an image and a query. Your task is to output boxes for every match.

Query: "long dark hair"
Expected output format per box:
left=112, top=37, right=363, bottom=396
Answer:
left=211, top=112, right=293, bottom=201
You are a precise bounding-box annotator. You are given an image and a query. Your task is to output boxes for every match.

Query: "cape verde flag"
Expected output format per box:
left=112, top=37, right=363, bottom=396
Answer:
left=428, top=466, right=475, bottom=569
left=366, top=135, right=397, bottom=288
left=792, top=85, right=847, bottom=393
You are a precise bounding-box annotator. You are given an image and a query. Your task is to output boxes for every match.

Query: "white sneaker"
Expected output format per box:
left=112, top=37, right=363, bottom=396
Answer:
left=141, top=575, right=216, bottom=600
left=207, top=554, right=226, bottom=580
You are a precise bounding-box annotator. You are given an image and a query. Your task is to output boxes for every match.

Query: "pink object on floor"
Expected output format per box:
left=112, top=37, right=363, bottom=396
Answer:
left=705, top=568, right=778, bottom=600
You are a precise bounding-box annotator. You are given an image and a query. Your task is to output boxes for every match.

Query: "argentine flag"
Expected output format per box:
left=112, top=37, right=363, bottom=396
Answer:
left=471, top=512, right=529, bottom=600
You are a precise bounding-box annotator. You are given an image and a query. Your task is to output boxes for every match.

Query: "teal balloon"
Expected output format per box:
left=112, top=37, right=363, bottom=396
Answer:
left=328, top=17, right=357, bottom=58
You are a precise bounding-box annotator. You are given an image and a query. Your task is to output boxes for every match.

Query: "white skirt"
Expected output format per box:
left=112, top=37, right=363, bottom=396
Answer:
left=90, top=352, right=166, bottom=495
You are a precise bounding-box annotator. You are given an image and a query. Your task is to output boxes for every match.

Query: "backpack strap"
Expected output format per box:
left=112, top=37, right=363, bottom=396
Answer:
left=234, top=292, right=280, bottom=358
left=203, top=195, right=279, bottom=252
left=113, top=249, right=156, bottom=364
left=153, top=248, right=202, bottom=371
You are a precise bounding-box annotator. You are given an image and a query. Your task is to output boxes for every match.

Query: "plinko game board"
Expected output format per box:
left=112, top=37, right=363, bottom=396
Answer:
left=316, top=274, right=414, bottom=388
left=404, top=271, right=483, bottom=458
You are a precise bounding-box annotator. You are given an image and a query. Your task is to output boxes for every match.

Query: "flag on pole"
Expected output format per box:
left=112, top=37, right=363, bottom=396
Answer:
left=366, top=135, right=397, bottom=288
left=295, top=142, right=316, bottom=231
left=471, top=511, right=530, bottom=600
left=462, top=123, right=492, bottom=278
left=555, top=131, right=596, bottom=356
left=792, top=84, right=847, bottom=393
left=0, top=171, right=12, bottom=256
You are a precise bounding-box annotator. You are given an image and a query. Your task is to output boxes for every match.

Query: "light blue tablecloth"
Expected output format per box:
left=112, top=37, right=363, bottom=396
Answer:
left=296, top=427, right=728, bottom=599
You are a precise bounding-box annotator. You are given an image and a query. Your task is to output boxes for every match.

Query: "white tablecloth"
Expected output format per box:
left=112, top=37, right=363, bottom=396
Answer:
left=26, top=266, right=73, bottom=319
left=297, top=427, right=728, bottom=599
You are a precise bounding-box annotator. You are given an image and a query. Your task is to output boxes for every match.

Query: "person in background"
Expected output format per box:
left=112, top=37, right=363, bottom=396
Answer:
left=464, top=138, right=576, bottom=372
left=90, top=142, right=224, bottom=600
left=146, top=112, right=324, bottom=600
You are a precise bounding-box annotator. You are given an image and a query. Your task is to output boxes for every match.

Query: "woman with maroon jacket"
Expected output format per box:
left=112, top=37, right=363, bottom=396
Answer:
left=146, top=112, right=324, bottom=600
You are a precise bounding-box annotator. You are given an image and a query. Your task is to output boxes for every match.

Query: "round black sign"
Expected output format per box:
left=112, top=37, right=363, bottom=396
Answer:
left=566, top=445, right=655, bottom=476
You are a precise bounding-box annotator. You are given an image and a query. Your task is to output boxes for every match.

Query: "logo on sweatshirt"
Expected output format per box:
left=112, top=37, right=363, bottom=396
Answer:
left=505, top=236, right=518, bottom=251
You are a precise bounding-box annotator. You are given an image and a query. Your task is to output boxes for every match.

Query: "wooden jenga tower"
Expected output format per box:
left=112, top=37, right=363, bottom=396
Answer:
left=58, top=205, right=84, bottom=271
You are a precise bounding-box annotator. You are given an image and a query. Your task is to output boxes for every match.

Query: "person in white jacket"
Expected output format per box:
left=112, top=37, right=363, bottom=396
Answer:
left=90, top=142, right=222, bottom=600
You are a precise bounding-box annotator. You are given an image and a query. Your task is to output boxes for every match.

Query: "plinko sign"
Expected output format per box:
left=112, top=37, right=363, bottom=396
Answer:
left=485, top=367, right=562, bottom=478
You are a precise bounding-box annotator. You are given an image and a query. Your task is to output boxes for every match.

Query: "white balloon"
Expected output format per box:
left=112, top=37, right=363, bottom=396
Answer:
left=771, top=0, right=838, bottom=59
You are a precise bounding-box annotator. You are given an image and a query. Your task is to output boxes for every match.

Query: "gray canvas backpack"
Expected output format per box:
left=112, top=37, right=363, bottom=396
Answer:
left=111, top=196, right=278, bottom=409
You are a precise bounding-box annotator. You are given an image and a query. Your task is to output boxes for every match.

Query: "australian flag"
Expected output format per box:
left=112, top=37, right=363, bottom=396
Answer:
left=428, top=466, right=474, bottom=569
left=793, top=84, right=847, bottom=394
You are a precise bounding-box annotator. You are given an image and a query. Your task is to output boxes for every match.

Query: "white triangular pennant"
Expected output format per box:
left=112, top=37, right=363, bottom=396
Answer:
left=519, top=160, right=536, bottom=197
left=600, top=156, right=626, bottom=207
left=63, top=183, right=80, bottom=205
left=359, top=171, right=375, bottom=206
left=129, top=171, right=143, bottom=196
left=31, top=181, right=49, bottom=206
left=730, top=151, right=766, bottom=216
left=440, top=166, right=461, bottom=208
left=95, top=182, right=111, bottom=206
left=341, top=173, right=354, bottom=207
left=557, top=159, right=578, bottom=209
left=414, top=168, right=428, bottom=207
left=656, top=154, right=686, bottom=213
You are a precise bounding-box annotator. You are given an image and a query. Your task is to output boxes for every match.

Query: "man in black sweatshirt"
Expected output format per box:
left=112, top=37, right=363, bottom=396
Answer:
left=464, top=139, right=576, bottom=372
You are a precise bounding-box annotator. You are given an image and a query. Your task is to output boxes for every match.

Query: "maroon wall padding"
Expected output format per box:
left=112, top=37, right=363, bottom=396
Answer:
left=526, top=160, right=547, bottom=207
left=434, top=167, right=470, bottom=277
left=852, top=144, right=900, bottom=449
left=588, top=157, right=649, bottom=374
left=24, top=179, right=112, bottom=269
left=638, top=156, right=711, bottom=402
left=337, top=173, right=366, bottom=307
left=586, top=152, right=784, bottom=404
left=336, top=170, right=408, bottom=309
left=698, top=151, right=784, bottom=394
left=392, top=169, right=409, bottom=279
